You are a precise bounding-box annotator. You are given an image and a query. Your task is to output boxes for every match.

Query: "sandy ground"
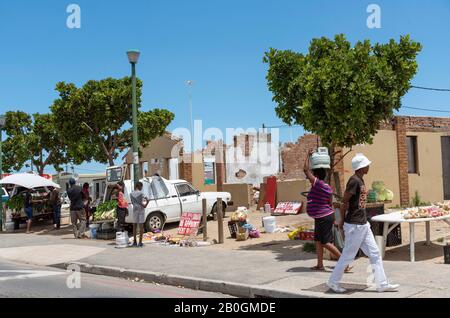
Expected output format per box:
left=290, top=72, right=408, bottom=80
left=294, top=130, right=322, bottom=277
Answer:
left=12, top=206, right=450, bottom=264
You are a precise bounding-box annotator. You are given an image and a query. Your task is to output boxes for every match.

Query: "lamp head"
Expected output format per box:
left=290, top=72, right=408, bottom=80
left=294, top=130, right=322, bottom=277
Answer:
left=127, top=50, right=141, bottom=64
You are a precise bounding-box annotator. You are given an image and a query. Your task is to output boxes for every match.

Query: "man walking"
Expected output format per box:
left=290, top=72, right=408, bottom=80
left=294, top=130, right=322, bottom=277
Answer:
left=328, top=153, right=399, bottom=293
left=130, top=182, right=149, bottom=248
left=49, top=187, right=62, bottom=230
left=67, top=178, right=87, bottom=239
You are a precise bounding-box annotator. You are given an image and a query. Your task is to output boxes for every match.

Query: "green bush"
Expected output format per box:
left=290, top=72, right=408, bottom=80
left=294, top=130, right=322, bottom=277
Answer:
left=411, top=191, right=431, bottom=207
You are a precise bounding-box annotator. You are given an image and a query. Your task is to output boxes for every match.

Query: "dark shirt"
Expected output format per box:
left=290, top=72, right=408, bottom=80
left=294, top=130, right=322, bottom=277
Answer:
left=24, top=191, right=32, bottom=209
left=67, top=185, right=85, bottom=211
left=49, top=189, right=61, bottom=206
left=344, top=175, right=368, bottom=225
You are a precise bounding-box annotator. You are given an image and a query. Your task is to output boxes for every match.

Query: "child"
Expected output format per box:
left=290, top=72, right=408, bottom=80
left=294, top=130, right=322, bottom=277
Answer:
left=304, top=149, right=352, bottom=273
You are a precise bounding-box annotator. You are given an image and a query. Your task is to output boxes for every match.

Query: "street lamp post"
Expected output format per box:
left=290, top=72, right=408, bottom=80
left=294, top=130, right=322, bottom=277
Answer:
left=0, top=115, right=5, bottom=231
left=186, top=80, right=194, bottom=154
left=127, top=50, right=141, bottom=186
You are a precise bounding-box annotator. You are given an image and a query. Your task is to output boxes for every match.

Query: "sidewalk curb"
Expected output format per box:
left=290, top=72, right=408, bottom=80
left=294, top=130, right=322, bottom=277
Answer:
left=54, top=262, right=324, bottom=298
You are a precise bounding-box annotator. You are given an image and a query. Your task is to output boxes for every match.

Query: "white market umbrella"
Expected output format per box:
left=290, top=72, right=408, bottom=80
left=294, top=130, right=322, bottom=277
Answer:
left=0, top=173, right=61, bottom=189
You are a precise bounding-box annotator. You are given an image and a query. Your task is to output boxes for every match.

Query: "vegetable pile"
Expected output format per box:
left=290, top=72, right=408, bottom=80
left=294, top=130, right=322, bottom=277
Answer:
left=367, top=181, right=394, bottom=203
left=94, top=200, right=118, bottom=221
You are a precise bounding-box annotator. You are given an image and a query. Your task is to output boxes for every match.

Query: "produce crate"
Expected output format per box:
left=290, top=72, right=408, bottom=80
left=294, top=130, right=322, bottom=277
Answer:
left=228, top=221, right=238, bottom=239
left=444, top=245, right=450, bottom=265
left=367, top=205, right=402, bottom=248
left=299, top=231, right=315, bottom=241
left=386, top=225, right=402, bottom=247
left=96, top=228, right=116, bottom=240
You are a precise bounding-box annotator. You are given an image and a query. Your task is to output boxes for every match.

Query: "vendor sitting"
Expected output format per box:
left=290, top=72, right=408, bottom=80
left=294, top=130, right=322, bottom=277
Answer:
left=304, top=149, right=352, bottom=273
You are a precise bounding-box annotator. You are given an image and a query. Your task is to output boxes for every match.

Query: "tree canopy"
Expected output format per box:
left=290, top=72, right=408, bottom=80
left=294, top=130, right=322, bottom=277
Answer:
left=51, top=77, right=174, bottom=166
left=2, top=111, right=71, bottom=174
left=263, top=34, right=422, bottom=148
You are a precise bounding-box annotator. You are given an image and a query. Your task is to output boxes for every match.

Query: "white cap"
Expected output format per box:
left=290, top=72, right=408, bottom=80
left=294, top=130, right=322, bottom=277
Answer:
left=352, top=153, right=372, bottom=171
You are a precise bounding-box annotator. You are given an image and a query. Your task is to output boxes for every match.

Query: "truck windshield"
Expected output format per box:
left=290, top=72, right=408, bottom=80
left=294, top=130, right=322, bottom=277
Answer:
left=149, top=176, right=169, bottom=200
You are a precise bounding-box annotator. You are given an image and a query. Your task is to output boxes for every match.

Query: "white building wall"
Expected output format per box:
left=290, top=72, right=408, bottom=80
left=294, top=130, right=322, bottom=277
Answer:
left=225, top=135, right=279, bottom=186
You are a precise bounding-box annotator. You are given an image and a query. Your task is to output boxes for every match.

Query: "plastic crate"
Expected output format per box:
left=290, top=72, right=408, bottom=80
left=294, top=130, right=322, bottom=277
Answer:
left=228, top=221, right=238, bottom=239
left=444, top=245, right=450, bottom=265
left=96, top=228, right=116, bottom=240
left=386, top=225, right=402, bottom=247
left=370, top=221, right=402, bottom=247
left=299, top=231, right=315, bottom=241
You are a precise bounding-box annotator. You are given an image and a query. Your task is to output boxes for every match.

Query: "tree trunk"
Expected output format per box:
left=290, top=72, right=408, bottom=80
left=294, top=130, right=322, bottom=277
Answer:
left=108, top=153, right=115, bottom=167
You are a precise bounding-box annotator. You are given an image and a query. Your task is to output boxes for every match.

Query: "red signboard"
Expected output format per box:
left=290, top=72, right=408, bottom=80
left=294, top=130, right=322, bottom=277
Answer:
left=273, top=202, right=303, bottom=215
left=178, top=212, right=202, bottom=236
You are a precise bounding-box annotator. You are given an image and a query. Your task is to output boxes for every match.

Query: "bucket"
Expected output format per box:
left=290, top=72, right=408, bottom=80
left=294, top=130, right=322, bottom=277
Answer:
left=310, top=147, right=331, bottom=169
left=89, top=224, right=99, bottom=240
left=115, top=231, right=129, bottom=248
left=263, top=216, right=277, bottom=233
left=5, top=221, right=15, bottom=232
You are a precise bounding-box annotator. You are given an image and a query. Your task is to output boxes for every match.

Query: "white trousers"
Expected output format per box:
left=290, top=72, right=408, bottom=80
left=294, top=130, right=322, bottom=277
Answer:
left=329, top=222, right=389, bottom=288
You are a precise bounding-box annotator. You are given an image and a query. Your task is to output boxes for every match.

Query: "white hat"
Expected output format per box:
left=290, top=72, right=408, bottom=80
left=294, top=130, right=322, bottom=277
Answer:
left=352, top=153, right=372, bottom=171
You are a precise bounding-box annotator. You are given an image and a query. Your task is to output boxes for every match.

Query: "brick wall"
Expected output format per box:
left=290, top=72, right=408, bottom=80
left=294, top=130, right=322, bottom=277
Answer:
left=394, top=117, right=411, bottom=206
left=279, top=134, right=320, bottom=180
left=179, top=153, right=193, bottom=183
left=399, top=116, right=450, bottom=132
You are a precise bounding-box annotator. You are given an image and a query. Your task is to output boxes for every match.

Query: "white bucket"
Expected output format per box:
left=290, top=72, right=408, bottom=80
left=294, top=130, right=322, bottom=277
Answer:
left=116, top=231, right=129, bottom=248
left=263, top=216, right=277, bottom=233
left=5, top=221, right=15, bottom=232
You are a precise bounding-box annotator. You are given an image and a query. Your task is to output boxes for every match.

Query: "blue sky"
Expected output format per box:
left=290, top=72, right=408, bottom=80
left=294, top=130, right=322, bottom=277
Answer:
left=1, top=0, right=450, bottom=174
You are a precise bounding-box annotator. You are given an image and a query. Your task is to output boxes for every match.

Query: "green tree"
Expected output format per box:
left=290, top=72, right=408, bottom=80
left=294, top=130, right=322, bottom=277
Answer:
left=2, top=111, right=71, bottom=174
left=264, top=34, right=422, bottom=184
left=51, top=77, right=174, bottom=166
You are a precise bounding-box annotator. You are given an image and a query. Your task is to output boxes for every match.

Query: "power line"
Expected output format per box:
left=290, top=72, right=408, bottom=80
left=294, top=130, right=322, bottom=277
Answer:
left=263, top=124, right=302, bottom=129
left=402, top=106, right=450, bottom=114
left=411, top=86, right=450, bottom=92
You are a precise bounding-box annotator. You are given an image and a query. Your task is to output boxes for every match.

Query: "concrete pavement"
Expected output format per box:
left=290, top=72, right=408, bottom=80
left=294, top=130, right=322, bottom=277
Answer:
left=0, top=258, right=230, bottom=298
left=1, top=229, right=450, bottom=298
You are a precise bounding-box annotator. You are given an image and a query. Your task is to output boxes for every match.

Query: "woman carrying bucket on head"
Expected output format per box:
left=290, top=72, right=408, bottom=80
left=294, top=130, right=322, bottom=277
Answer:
left=304, top=148, right=352, bottom=273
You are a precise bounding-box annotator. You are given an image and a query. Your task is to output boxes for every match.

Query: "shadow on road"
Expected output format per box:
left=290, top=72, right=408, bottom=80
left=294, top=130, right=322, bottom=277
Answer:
left=238, top=239, right=316, bottom=262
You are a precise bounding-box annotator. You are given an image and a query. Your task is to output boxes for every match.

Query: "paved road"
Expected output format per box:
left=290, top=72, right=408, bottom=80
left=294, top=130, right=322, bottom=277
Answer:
left=0, top=259, right=231, bottom=298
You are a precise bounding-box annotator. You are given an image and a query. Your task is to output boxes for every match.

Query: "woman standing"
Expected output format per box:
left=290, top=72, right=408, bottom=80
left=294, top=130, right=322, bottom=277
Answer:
left=304, top=149, right=352, bottom=273
left=116, top=181, right=129, bottom=232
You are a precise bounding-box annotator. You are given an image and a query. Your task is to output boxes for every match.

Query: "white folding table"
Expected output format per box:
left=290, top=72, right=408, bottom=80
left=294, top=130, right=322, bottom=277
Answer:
left=371, top=211, right=450, bottom=262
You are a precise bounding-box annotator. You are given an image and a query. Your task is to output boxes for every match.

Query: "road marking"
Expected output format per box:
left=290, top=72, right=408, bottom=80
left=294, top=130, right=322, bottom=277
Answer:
left=0, top=270, right=65, bottom=281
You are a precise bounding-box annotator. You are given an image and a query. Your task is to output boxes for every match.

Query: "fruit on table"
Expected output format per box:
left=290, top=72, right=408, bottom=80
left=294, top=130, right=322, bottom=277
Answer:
left=403, top=206, right=450, bottom=219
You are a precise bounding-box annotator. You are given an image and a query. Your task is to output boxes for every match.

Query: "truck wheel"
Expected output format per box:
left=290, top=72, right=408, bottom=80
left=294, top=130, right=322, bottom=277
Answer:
left=212, top=202, right=227, bottom=219
left=145, top=212, right=165, bottom=232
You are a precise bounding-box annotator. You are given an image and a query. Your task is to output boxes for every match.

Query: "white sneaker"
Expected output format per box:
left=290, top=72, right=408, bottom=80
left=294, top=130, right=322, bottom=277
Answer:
left=377, top=283, right=400, bottom=293
left=327, top=281, right=347, bottom=294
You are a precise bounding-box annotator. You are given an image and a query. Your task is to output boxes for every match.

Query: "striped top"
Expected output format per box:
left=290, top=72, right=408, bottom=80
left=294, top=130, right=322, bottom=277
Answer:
left=306, top=178, right=334, bottom=219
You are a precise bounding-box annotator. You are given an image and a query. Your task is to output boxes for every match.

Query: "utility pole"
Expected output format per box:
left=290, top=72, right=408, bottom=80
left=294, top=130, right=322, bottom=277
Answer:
left=127, top=50, right=141, bottom=186
left=0, top=115, right=5, bottom=231
left=186, top=80, right=194, bottom=154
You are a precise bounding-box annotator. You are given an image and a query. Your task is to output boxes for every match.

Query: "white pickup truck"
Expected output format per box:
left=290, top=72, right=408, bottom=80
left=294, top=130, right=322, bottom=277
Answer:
left=104, top=175, right=233, bottom=231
